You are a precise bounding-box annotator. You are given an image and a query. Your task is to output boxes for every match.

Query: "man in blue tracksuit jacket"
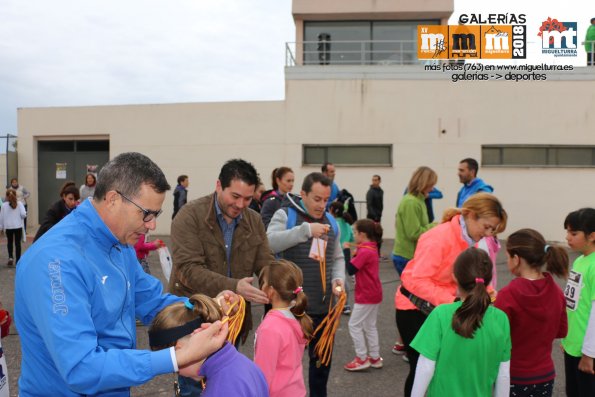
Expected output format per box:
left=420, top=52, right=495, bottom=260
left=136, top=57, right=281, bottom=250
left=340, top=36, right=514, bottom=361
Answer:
left=15, top=153, right=228, bottom=397
left=456, top=158, right=494, bottom=207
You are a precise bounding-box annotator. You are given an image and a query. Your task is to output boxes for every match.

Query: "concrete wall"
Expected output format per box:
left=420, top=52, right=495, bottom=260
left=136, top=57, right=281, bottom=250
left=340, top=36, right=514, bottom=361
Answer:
left=17, top=67, right=595, bottom=241
left=292, top=0, right=454, bottom=20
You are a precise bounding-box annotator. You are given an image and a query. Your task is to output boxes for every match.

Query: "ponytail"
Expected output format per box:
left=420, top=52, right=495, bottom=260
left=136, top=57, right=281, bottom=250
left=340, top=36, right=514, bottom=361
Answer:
left=290, top=287, right=314, bottom=340
left=270, top=168, right=279, bottom=191
left=451, top=248, right=493, bottom=338
left=148, top=293, right=223, bottom=350
left=6, top=189, right=17, bottom=209
left=259, top=260, right=314, bottom=340
left=545, top=245, right=570, bottom=278
left=442, top=208, right=462, bottom=223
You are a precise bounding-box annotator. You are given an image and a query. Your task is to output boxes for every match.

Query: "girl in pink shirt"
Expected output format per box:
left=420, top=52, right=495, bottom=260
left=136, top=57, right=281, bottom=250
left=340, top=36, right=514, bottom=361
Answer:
left=254, top=260, right=313, bottom=397
left=343, top=219, right=384, bottom=371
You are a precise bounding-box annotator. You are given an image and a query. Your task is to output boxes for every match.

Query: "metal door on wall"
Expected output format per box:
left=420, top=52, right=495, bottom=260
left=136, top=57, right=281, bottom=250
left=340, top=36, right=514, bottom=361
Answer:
left=37, top=140, right=109, bottom=222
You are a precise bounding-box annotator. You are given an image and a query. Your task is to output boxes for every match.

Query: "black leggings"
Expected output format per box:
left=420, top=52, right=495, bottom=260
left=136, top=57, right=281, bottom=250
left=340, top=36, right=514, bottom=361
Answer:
left=396, top=309, right=428, bottom=397
left=511, top=380, right=554, bottom=397
left=6, top=228, right=23, bottom=262
left=565, top=351, right=595, bottom=397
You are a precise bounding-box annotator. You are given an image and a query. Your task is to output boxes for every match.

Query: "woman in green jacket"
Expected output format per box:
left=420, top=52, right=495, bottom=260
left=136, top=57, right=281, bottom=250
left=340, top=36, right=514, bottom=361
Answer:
left=392, top=166, right=438, bottom=275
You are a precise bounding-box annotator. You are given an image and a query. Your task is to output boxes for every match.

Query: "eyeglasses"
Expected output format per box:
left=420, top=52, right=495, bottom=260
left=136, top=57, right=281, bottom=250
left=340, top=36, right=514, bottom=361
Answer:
left=116, top=190, right=162, bottom=222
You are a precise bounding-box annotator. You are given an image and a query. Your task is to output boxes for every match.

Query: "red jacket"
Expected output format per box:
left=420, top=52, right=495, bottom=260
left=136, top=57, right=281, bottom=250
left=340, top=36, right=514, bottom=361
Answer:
left=395, top=215, right=468, bottom=310
left=494, top=273, right=567, bottom=384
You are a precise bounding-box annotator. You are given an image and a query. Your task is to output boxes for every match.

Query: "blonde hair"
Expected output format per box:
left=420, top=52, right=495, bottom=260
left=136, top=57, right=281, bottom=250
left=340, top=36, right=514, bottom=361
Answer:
left=149, top=294, right=223, bottom=350
left=407, top=166, right=438, bottom=196
left=442, top=193, right=507, bottom=233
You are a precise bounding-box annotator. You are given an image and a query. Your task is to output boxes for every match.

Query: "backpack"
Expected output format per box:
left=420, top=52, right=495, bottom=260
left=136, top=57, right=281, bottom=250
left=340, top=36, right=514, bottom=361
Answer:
left=335, top=189, right=358, bottom=222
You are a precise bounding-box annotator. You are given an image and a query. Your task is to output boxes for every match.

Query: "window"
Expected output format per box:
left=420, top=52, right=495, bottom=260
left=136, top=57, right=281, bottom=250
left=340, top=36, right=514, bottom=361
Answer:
left=303, top=20, right=439, bottom=65
left=303, top=144, right=392, bottom=166
left=482, top=145, right=595, bottom=167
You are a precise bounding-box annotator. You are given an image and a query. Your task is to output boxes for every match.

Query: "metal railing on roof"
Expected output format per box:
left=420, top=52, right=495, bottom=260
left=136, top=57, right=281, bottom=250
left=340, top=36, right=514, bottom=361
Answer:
left=286, top=40, right=433, bottom=67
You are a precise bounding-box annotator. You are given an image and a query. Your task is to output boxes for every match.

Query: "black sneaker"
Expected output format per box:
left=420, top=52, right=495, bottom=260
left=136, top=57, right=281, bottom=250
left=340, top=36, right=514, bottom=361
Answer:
left=7, top=258, right=14, bottom=267
left=342, top=305, right=352, bottom=315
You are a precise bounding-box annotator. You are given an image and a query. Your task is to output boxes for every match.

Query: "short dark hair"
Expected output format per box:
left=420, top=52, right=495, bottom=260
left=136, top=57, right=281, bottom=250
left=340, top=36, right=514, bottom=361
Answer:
left=373, top=174, right=381, bottom=181
left=218, top=159, right=260, bottom=189
left=321, top=162, right=334, bottom=173
left=62, top=185, right=81, bottom=200
left=301, top=172, right=331, bottom=193
left=94, top=152, right=170, bottom=200
left=460, top=158, right=479, bottom=176
left=564, top=208, right=595, bottom=235
left=177, top=175, right=188, bottom=185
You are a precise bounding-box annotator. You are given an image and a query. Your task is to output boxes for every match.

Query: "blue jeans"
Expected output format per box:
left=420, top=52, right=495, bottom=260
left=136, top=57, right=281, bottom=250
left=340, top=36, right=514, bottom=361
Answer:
left=177, top=375, right=202, bottom=396
left=392, top=254, right=410, bottom=276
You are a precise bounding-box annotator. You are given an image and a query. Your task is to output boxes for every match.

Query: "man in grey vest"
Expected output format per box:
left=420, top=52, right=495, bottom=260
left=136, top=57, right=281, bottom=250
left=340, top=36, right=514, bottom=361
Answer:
left=267, top=172, right=345, bottom=397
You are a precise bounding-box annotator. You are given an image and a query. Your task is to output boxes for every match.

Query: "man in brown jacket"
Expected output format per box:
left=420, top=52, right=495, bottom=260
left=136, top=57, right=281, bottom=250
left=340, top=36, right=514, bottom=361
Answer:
left=168, top=159, right=273, bottom=342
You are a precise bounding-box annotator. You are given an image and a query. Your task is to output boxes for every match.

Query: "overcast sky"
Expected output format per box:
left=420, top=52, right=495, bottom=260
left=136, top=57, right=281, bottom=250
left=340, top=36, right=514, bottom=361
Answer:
left=0, top=0, right=592, bottom=135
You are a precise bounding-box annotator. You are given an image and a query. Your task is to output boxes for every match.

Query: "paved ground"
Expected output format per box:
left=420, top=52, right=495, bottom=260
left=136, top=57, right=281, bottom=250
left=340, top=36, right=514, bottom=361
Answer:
left=0, top=235, right=574, bottom=396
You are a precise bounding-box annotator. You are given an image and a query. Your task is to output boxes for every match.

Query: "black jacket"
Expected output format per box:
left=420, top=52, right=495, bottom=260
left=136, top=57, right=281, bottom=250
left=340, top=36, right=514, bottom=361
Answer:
left=366, top=186, right=384, bottom=222
left=34, top=199, right=73, bottom=242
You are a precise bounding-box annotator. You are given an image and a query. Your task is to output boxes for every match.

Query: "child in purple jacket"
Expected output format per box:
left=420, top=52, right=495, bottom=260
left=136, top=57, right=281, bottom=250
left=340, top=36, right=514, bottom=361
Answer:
left=149, top=293, right=268, bottom=397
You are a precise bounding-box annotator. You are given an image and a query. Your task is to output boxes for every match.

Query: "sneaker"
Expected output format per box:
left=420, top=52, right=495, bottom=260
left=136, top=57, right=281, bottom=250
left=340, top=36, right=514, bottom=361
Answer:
left=344, top=356, right=370, bottom=371
left=402, top=354, right=409, bottom=363
left=342, top=305, right=352, bottom=315
left=7, top=258, right=13, bottom=267
left=369, top=356, right=383, bottom=369
left=392, top=341, right=406, bottom=355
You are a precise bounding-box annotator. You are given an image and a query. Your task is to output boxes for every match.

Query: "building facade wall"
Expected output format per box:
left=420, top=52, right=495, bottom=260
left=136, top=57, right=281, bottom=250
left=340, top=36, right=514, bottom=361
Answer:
left=17, top=71, right=595, bottom=241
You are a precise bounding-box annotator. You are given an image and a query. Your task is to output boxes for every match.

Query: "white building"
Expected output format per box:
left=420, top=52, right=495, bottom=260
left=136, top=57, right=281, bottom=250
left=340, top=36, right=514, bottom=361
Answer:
left=17, top=0, right=595, bottom=240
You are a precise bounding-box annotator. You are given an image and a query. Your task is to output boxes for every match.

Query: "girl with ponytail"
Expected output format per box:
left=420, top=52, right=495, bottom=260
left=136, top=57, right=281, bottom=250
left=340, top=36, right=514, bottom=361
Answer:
left=410, top=248, right=511, bottom=397
left=395, top=192, right=507, bottom=396
left=255, top=259, right=313, bottom=397
left=343, top=218, right=384, bottom=372
left=149, top=293, right=268, bottom=397
left=494, top=228, right=568, bottom=396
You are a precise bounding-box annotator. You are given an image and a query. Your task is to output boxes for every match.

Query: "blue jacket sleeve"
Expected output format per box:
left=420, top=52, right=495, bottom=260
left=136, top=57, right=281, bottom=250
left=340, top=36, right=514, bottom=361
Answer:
left=21, top=253, right=178, bottom=394
left=133, top=257, right=184, bottom=325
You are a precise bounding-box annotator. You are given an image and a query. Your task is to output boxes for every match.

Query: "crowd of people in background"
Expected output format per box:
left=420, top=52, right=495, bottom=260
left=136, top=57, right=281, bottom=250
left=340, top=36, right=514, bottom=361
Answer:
left=0, top=155, right=593, bottom=397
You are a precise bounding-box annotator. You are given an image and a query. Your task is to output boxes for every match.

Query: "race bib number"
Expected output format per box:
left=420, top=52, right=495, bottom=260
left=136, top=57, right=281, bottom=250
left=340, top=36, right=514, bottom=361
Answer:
left=564, top=270, right=583, bottom=311
left=309, top=237, right=326, bottom=261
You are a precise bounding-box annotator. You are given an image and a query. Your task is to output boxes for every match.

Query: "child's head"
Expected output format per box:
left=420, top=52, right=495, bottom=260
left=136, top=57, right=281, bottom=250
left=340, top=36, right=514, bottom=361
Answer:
left=329, top=201, right=353, bottom=224
left=451, top=247, right=493, bottom=338
left=259, top=259, right=314, bottom=340
left=564, top=208, right=595, bottom=255
left=149, top=294, right=223, bottom=380
left=506, top=228, right=569, bottom=278
left=5, top=189, right=17, bottom=208
left=353, top=218, right=383, bottom=245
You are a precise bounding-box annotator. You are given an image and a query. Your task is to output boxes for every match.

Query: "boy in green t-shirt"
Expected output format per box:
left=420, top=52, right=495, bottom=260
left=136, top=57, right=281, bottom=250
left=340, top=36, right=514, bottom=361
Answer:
left=410, top=247, right=511, bottom=397
left=562, top=208, right=595, bottom=396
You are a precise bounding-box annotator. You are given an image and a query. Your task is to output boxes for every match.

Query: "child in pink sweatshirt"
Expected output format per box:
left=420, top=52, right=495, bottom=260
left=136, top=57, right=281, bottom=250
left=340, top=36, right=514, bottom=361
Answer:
left=133, top=234, right=164, bottom=274
left=254, top=260, right=313, bottom=397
